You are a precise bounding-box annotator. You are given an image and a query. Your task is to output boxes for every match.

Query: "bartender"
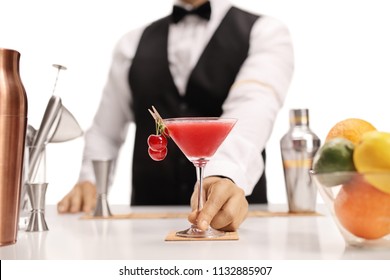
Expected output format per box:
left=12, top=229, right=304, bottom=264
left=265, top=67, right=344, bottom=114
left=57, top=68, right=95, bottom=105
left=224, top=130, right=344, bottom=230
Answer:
left=57, top=0, right=294, bottom=231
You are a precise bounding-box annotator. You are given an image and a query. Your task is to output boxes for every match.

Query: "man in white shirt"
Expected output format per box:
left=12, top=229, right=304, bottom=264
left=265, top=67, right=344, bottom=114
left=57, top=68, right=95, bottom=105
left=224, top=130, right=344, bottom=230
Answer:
left=57, top=0, right=294, bottom=232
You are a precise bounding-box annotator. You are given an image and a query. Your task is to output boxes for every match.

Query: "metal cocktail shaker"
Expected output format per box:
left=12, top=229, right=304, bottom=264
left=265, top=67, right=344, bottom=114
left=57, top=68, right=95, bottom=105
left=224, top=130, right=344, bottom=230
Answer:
left=280, top=109, right=320, bottom=213
left=0, top=48, right=28, bottom=246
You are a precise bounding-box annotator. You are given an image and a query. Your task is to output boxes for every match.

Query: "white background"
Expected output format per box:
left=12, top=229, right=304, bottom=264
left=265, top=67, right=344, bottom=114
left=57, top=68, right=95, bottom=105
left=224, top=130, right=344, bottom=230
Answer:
left=1, top=0, right=390, bottom=205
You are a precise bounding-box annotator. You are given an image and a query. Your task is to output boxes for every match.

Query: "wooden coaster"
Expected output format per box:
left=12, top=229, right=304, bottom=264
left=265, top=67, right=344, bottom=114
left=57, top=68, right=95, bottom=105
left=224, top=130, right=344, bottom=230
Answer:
left=247, top=210, right=321, bottom=218
left=81, top=210, right=321, bottom=220
left=165, top=230, right=239, bottom=241
left=81, top=212, right=189, bottom=220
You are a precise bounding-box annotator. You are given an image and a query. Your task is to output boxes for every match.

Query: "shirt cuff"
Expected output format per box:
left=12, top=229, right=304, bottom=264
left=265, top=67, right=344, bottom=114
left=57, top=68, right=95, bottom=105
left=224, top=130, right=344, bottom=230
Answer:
left=203, top=159, right=263, bottom=196
left=78, top=158, right=95, bottom=183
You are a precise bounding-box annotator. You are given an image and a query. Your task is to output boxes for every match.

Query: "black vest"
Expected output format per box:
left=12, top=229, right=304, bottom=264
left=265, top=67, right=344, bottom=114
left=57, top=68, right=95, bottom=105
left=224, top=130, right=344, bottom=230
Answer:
left=128, top=7, right=267, bottom=205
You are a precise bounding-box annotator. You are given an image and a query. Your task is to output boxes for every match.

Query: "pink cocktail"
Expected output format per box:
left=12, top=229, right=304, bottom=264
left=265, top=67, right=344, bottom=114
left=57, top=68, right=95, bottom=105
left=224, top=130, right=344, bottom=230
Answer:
left=164, top=118, right=235, bottom=160
left=164, top=117, right=237, bottom=238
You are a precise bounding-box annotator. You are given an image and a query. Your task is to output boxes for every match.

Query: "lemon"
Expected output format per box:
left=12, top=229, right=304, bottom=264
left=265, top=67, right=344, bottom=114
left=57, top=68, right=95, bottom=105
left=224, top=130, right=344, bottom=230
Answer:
left=312, top=138, right=356, bottom=186
left=354, top=130, right=390, bottom=194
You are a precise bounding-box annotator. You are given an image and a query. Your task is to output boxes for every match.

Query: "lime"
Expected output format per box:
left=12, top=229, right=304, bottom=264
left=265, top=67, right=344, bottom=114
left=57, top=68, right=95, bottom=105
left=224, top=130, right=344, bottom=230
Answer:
left=312, top=138, right=356, bottom=186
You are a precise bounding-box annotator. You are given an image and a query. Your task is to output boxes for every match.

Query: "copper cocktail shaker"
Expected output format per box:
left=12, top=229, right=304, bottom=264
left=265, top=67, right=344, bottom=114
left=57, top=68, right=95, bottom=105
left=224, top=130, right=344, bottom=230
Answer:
left=0, top=48, right=28, bottom=246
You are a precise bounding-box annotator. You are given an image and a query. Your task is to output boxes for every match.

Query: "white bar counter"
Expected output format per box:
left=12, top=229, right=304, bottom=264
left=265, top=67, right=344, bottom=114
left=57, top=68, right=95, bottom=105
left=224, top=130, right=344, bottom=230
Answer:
left=0, top=204, right=389, bottom=260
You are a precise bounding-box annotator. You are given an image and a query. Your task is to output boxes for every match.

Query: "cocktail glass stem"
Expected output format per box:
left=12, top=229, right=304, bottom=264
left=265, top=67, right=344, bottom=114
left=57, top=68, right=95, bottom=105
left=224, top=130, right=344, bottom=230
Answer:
left=195, top=160, right=206, bottom=214
left=175, top=159, right=225, bottom=238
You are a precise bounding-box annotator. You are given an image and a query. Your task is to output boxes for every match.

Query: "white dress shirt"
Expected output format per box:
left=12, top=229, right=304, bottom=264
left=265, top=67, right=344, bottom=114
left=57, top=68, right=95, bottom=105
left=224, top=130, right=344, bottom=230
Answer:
left=79, top=0, right=294, bottom=196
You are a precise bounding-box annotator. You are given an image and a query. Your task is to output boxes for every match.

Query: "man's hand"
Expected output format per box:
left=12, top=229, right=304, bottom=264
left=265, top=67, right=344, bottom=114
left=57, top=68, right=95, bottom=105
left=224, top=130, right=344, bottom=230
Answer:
left=188, top=176, right=248, bottom=231
left=57, top=181, right=97, bottom=214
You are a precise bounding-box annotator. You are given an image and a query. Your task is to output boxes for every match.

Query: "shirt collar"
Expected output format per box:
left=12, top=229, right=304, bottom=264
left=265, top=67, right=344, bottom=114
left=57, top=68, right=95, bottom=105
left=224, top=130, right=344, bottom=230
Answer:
left=173, top=0, right=232, bottom=22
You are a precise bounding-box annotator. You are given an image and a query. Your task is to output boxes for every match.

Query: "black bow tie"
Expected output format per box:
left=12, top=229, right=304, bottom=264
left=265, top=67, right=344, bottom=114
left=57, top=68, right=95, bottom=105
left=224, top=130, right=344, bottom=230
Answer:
left=171, top=1, right=211, bottom=23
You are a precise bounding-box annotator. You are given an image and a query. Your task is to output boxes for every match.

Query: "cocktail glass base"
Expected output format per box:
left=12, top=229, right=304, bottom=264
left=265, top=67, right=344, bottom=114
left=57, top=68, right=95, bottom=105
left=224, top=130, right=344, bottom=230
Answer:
left=176, top=224, right=225, bottom=238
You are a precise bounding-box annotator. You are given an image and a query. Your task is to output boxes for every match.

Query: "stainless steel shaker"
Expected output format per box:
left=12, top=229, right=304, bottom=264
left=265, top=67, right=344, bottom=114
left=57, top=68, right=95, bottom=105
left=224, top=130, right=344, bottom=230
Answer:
left=280, top=109, right=320, bottom=213
left=0, top=48, right=28, bottom=246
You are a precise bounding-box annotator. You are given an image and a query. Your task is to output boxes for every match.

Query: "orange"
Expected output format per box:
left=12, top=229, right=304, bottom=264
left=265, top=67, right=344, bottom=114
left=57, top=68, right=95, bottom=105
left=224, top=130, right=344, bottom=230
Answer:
left=326, top=118, right=376, bottom=145
left=334, top=174, right=390, bottom=240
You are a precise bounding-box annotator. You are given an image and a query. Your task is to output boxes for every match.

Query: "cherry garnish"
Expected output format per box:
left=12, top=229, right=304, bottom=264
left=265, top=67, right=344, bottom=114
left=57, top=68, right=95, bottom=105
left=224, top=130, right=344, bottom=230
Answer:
left=148, top=147, right=168, bottom=161
left=147, top=106, right=169, bottom=161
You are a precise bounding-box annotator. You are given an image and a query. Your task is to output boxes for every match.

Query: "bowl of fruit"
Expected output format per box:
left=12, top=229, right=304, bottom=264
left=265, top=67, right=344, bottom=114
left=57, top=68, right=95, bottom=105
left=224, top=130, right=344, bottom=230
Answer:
left=311, top=118, right=390, bottom=247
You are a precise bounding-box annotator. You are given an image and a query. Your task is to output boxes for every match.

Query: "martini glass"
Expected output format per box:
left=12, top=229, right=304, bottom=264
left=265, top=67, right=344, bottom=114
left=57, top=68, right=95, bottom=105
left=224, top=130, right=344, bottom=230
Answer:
left=163, top=117, right=237, bottom=238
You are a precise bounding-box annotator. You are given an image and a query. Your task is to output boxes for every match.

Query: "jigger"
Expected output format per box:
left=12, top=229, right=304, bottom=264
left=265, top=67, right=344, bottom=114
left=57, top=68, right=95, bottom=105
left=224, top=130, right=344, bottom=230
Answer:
left=26, top=183, right=49, bottom=232
left=92, top=160, right=113, bottom=217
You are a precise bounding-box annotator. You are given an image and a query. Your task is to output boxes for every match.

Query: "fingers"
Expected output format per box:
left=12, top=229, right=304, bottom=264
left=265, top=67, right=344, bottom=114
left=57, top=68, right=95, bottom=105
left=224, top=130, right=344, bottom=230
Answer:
left=57, top=196, right=70, bottom=213
left=190, top=177, right=248, bottom=231
left=69, top=187, right=83, bottom=213
left=188, top=210, right=198, bottom=225
left=82, top=186, right=97, bottom=213
left=196, top=179, right=234, bottom=230
left=57, top=187, right=80, bottom=213
left=57, top=181, right=96, bottom=214
left=82, top=182, right=97, bottom=213
left=211, top=193, right=248, bottom=231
